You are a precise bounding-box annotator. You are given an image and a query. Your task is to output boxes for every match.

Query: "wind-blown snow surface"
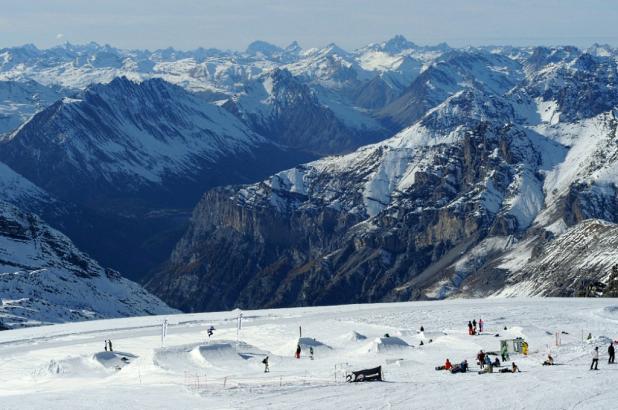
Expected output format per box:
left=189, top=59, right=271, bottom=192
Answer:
left=0, top=299, right=616, bottom=409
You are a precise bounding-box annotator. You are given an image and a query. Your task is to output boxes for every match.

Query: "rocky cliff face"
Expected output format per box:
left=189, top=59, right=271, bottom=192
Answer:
left=149, top=48, right=618, bottom=311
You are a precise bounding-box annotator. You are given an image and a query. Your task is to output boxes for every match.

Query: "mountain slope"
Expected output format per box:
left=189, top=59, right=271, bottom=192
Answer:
left=0, top=77, right=313, bottom=278
left=0, top=201, right=176, bottom=328
left=225, top=68, right=386, bottom=154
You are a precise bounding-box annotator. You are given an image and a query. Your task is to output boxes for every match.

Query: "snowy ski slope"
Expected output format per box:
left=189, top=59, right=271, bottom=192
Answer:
left=0, top=298, right=616, bottom=409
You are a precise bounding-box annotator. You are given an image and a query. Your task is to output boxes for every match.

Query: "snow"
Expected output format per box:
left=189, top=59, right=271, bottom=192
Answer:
left=0, top=298, right=616, bottom=409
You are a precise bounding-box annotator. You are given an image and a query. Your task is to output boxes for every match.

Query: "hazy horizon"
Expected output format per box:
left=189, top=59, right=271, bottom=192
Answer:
left=1, top=0, right=617, bottom=51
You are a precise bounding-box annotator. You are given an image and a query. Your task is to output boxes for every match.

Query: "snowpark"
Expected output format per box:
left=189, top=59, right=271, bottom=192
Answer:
left=0, top=298, right=617, bottom=409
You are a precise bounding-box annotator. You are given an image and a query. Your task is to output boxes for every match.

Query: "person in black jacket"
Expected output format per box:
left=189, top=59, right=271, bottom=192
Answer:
left=609, top=342, right=615, bottom=364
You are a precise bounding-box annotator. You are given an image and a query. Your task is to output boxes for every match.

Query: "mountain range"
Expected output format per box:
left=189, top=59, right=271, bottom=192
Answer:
left=1, top=36, right=618, bottom=324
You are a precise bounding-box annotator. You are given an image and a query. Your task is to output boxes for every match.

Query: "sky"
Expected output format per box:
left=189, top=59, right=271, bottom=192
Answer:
left=1, top=0, right=617, bottom=51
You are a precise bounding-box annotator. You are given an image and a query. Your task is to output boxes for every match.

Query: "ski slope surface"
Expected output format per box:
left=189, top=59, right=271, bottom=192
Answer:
left=0, top=298, right=617, bottom=409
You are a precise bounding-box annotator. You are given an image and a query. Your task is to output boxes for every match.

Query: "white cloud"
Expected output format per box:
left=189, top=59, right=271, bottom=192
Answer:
left=56, top=33, right=64, bottom=40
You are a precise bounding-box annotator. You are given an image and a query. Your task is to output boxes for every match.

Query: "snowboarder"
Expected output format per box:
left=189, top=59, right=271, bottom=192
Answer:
left=479, top=318, right=484, bottom=333
left=420, top=326, right=424, bottom=332
left=468, top=321, right=474, bottom=336
left=590, top=347, right=599, bottom=370
left=207, top=326, right=215, bottom=338
left=108, top=340, right=113, bottom=352
left=472, top=319, right=477, bottom=333
left=295, top=344, right=301, bottom=359
left=478, top=358, right=493, bottom=374
left=608, top=342, right=615, bottom=364
left=444, top=358, right=452, bottom=371
left=500, top=362, right=520, bottom=373
left=310, top=346, right=314, bottom=360
left=419, top=340, right=424, bottom=346
left=501, top=343, right=509, bottom=361
left=543, top=354, right=554, bottom=366
left=104, top=340, right=108, bottom=352
left=450, top=360, right=468, bottom=374
left=477, top=350, right=486, bottom=369
left=262, top=356, right=270, bottom=373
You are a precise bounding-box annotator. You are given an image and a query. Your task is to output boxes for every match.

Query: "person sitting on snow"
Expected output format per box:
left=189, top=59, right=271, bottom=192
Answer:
left=499, top=362, right=520, bottom=373
left=451, top=360, right=469, bottom=374
left=435, top=358, right=452, bottom=371
left=543, top=354, right=555, bottom=366
left=444, top=358, right=452, bottom=370
left=493, top=357, right=501, bottom=367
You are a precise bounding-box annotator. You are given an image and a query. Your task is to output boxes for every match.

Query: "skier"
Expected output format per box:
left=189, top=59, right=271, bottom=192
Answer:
left=479, top=318, right=484, bottom=333
left=477, top=350, right=486, bottom=369
left=310, top=346, right=314, bottom=360
left=104, top=340, right=108, bottom=352
left=590, top=347, right=599, bottom=370
left=262, top=356, right=270, bottom=373
left=472, top=319, right=477, bottom=333
left=608, top=342, right=615, bottom=364
left=108, top=340, right=113, bottom=352
left=295, top=344, right=301, bottom=359
left=468, top=321, right=474, bottom=336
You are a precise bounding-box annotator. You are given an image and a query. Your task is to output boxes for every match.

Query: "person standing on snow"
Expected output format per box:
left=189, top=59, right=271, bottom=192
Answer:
left=295, top=344, right=301, bottom=359
left=479, top=318, right=484, bottom=333
left=468, top=321, right=474, bottom=335
left=309, top=346, right=314, bottom=360
left=104, top=340, right=108, bottom=352
left=608, top=342, right=615, bottom=364
left=262, top=356, right=270, bottom=373
left=108, top=340, right=113, bottom=352
left=472, top=319, right=477, bottom=333
left=501, top=343, right=509, bottom=361
left=590, top=347, right=599, bottom=370
left=477, top=350, right=486, bottom=368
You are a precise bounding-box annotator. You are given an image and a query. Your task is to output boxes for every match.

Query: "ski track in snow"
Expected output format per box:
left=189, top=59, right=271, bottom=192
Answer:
left=0, top=298, right=617, bottom=409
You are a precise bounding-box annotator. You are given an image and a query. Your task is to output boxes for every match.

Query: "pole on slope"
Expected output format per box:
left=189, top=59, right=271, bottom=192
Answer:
left=299, top=326, right=302, bottom=339
left=236, top=311, right=243, bottom=351
left=161, top=319, right=168, bottom=347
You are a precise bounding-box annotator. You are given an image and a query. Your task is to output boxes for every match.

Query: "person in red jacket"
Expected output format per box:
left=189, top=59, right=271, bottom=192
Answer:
left=444, top=358, right=453, bottom=371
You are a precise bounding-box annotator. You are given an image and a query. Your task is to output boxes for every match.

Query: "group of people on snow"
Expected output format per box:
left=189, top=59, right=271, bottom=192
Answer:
left=589, top=341, right=615, bottom=370
left=467, top=318, right=483, bottom=335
